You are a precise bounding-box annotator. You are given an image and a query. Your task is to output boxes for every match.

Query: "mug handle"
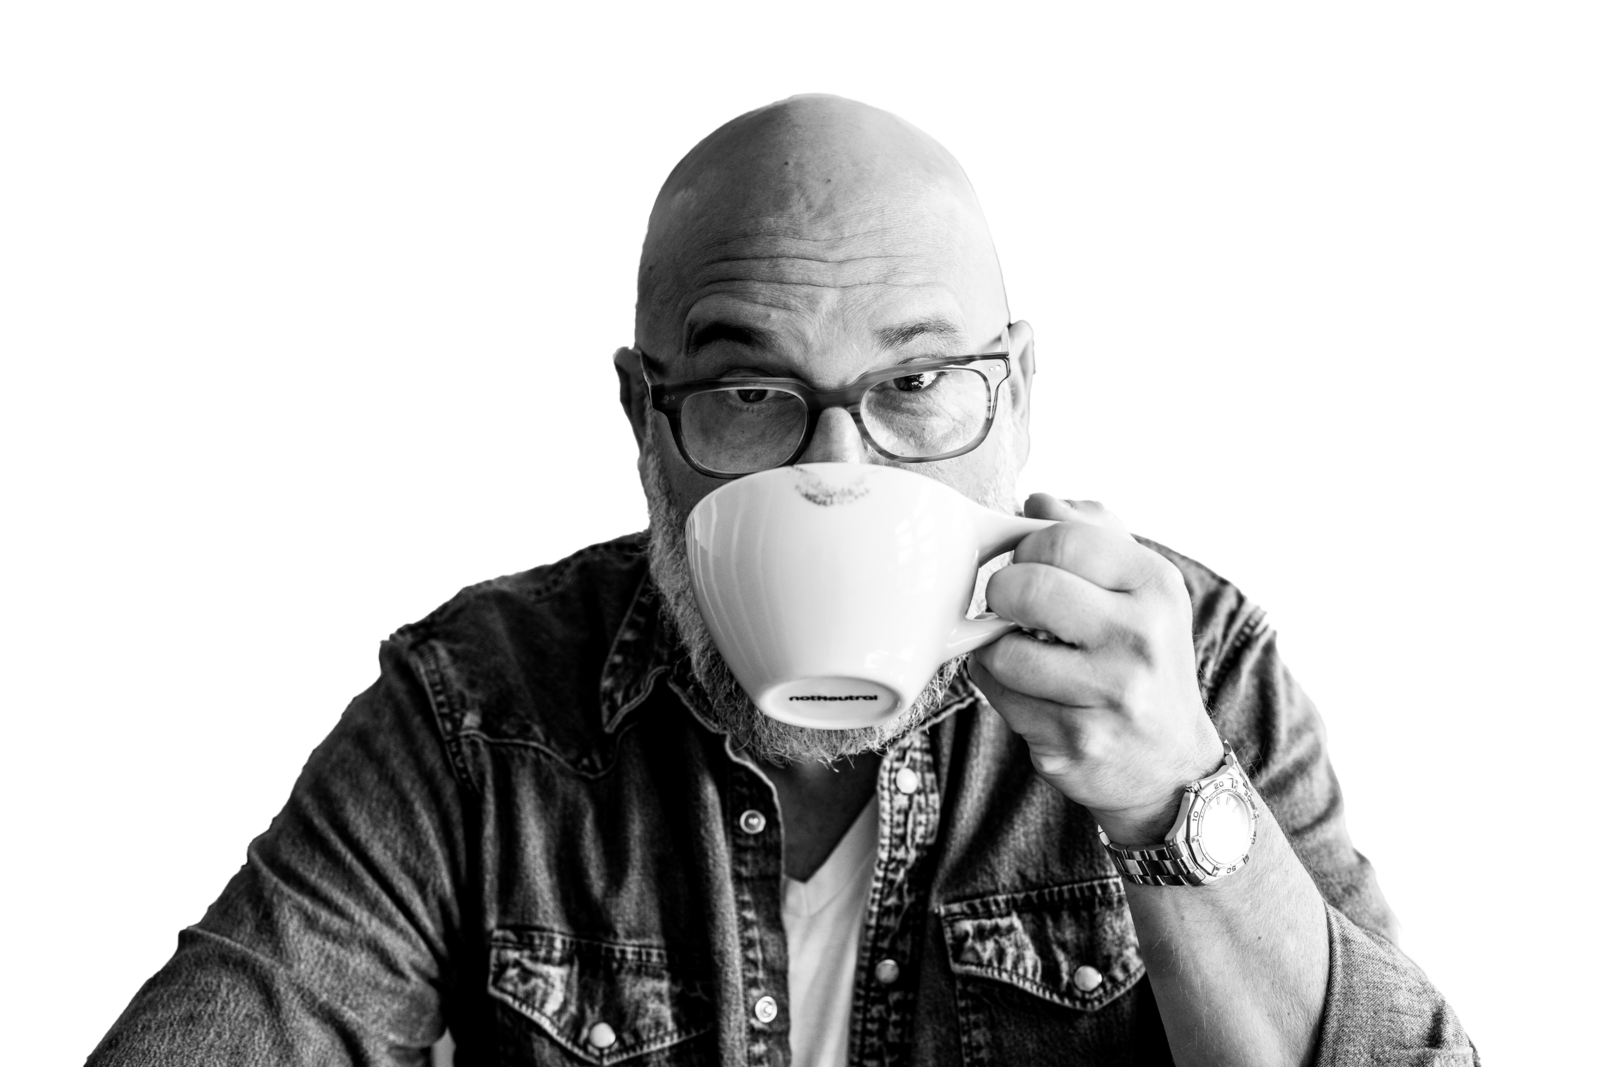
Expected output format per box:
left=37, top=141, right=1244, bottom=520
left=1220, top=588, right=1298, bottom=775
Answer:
left=943, top=512, right=1057, bottom=658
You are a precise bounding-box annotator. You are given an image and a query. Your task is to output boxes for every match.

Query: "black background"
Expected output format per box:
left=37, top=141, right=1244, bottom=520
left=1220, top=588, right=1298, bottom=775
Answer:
left=65, top=79, right=1484, bottom=1055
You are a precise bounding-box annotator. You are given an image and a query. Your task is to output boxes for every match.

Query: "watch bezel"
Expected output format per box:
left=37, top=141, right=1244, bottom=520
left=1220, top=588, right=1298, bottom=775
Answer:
left=1169, top=751, right=1260, bottom=883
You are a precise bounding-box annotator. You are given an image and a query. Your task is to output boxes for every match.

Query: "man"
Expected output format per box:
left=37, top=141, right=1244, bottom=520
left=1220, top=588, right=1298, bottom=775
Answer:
left=91, top=95, right=1474, bottom=1065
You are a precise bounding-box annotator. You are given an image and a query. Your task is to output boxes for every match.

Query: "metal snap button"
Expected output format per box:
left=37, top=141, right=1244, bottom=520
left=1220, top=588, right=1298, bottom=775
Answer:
left=1072, top=964, right=1103, bottom=992
left=739, top=809, right=767, bottom=834
left=587, top=1021, right=617, bottom=1049
left=894, top=767, right=920, bottom=795
left=873, top=958, right=901, bottom=985
left=753, top=995, right=779, bottom=1024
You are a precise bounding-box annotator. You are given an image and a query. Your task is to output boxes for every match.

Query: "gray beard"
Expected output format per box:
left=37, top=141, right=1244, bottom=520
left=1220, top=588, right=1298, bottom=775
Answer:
left=640, top=424, right=1019, bottom=766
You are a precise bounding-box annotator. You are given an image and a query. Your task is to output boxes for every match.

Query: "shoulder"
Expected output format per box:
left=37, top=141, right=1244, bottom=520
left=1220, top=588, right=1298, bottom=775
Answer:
left=1136, top=536, right=1270, bottom=702
left=384, top=532, right=656, bottom=776
left=399, top=531, right=650, bottom=651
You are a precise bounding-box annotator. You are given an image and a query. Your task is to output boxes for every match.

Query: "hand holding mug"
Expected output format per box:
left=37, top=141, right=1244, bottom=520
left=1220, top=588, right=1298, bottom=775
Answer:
left=971, top=494, right=1225, bottom=846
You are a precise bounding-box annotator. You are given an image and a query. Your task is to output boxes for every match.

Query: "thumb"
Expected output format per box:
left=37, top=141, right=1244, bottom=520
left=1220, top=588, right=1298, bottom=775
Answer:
left=1030, top=495, right=1081, bottom=521
left=1023, top=493, right=1078, bottom=521
left=1025, top=494, right=1125, bottom=532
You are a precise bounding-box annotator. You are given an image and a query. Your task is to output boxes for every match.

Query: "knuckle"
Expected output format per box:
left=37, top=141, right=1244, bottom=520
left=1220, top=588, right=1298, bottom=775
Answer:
left=1117, top=623, right=1157, bottom=664
left=1066, top=723, right=1114, bottom=765
left=1122, top=672, right=1159, bottom=713
left=1011, top=573, right=1048, bottom=622
left=979, top=633, right=1023, bottom=678
left=984, top=567, right=1023, bottom=615
left=1141, top=553, right=1188, bottom=598
left=1015, top=522, right=1070, bottom=565
left=1070, top=499, right=1127, bottom=532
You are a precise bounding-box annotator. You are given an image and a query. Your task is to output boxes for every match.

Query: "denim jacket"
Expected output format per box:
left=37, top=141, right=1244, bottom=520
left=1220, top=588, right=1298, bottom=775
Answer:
left=90, top=532, right=1476, bottom=1065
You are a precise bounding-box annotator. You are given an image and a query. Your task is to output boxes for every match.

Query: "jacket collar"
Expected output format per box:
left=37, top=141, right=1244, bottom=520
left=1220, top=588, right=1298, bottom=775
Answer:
left=597, top=570, right=677, bottom=734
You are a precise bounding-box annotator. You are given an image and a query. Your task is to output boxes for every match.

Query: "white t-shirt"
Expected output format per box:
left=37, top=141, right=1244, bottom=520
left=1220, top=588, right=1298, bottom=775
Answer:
left=782, top=793, right=880, bottom=1067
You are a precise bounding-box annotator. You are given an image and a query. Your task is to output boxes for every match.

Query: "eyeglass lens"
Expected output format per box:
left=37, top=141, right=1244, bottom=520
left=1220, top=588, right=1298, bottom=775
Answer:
left=677, top=367, right=993, bottom=475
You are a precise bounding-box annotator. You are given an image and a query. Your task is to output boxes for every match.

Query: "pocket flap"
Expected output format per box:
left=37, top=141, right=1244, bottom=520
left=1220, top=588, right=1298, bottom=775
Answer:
left=938, top=878, right=1144, bottom=1012
left=488, top=928, right=714, bottom=1064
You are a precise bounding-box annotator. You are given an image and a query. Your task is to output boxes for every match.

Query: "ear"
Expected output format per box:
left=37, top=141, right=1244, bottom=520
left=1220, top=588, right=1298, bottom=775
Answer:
left=1004, top=319, right=1035, bottom=466
left=613, top=346, right=648, bottom=451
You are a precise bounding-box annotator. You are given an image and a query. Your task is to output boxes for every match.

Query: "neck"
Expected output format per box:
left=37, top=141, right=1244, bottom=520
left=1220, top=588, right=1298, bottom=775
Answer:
left=764, top=753, right=882, bottom=881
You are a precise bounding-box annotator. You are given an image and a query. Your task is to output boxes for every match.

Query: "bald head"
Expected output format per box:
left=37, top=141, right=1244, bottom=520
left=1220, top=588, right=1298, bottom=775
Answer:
left=635, top=95, right=1007, bottom=350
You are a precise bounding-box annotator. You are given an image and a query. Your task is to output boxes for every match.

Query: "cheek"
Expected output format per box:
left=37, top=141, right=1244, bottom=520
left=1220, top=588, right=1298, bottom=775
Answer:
left=654, top=436, right=725, bottom=515
left=915, top=431, right=1020, bottom=508
left=947, top=425, right=1024, bottom=505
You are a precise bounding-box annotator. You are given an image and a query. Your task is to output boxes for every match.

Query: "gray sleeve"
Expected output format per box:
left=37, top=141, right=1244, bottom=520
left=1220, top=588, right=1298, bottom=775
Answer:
left=1206, top=615, right=1478, bottom=1065
left=1317, top=906, right=1478, bottom=1065
left=86, top=641, right=467, bottom=1066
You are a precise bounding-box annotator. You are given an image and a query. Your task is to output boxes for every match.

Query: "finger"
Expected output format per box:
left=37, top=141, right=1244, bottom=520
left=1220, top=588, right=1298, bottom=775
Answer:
left=968, top=654, right=1089, bottom=720
left=968, top=655, right=1111, bottom=748
left=974, top=629, right=1120, bottom=708
left=984, top=561, right=1126, bottom=647
left=1022, top=493, right=1076, bottom=522
left=1012, top=517, right=1163, bottom=593
left=1024, top=494, right=1129, bottom=536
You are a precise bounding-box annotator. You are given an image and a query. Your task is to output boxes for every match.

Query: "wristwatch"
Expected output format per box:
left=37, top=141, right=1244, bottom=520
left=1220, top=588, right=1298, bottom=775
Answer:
left=1097, top=741, right=1259, bottom=887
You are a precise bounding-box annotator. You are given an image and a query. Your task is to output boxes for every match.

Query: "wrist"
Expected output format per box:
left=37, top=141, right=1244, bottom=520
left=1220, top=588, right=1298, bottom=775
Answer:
left=1093, top=737, right=1226, bottom=847
left=1092, top=798, right=1183, bottom=848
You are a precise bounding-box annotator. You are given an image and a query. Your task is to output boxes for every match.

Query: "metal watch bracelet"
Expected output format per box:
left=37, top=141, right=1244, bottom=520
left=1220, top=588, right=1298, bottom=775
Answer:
left=1098, top=839, right=1214, bottom=887
left=1096, top=741, right=1259, bottom=888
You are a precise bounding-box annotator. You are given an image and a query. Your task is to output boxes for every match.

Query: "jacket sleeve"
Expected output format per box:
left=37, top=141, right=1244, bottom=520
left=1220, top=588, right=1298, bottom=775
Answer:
left=87, top=640, right=467, bottom=1066
left=1203, top=604, right=1478, bottom=1065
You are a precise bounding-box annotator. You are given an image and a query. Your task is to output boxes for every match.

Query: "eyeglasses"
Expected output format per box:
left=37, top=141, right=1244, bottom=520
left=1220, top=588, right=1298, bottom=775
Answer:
left=640, top=347, right=1013, bottom=479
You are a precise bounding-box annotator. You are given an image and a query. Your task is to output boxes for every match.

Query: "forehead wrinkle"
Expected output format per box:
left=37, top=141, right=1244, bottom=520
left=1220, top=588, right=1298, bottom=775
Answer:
left=685, top=254, right=932, bottom=292
left=673, top=278, right=968, bottom=360
left=663, top=223, right=966, bottom=316
left=690, top=201, right=959, bottom=243
left=649, top=235, right=960, bottom=348
left=658, top=192, right=963, bottom=262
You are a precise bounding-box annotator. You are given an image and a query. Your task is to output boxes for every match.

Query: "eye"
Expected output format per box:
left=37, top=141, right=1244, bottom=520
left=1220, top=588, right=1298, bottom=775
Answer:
left=891, top=371, right=943, bottom=393
left=734, top=388, right=773, bottom=404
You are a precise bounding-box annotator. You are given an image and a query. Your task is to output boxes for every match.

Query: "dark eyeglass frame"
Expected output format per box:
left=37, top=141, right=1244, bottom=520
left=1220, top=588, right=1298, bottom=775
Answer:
left=638, top=350, right=1013, bottom=479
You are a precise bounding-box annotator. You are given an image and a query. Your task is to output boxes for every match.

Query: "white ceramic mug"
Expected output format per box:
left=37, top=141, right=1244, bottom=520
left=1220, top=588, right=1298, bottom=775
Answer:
left=684, top=462, right=1054, bottom=730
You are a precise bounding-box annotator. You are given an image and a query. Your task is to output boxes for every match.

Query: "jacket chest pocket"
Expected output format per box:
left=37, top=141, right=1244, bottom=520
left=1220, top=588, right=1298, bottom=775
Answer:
left=938, top=879, right=1170, bottom=1066
left=485, top=928, right=717, bottom=1066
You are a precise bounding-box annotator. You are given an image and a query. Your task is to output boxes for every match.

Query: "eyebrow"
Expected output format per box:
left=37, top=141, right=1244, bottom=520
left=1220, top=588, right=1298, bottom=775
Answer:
left=684, top=321, right=780, bottom=357
left=875, top=317, right=965, bottom=349
left=679, top=315, right=968, bottom=360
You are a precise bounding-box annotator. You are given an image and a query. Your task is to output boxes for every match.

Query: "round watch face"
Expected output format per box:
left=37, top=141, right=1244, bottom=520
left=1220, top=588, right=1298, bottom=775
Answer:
left=1196, top=788, right=1254, bottom=868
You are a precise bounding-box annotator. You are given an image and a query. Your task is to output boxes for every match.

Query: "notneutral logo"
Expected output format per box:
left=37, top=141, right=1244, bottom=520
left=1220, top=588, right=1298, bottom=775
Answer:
left=788, top=695, right=880, bottom=702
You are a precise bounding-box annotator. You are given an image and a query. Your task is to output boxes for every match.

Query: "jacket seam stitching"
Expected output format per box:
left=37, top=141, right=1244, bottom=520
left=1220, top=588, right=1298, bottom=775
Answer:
left=484, top=980, right=713, bottom=1063
left=935, top=876, right=1126, bottom=914
left=489, top=927, right=711, bottom=964
left=454, top=724, right=642, bottom=779
left=406, top=641, right=483, bottom=797
left=1203, top=604, right=1269, bottom=708
left=599, top=570, right=657, bottom=732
